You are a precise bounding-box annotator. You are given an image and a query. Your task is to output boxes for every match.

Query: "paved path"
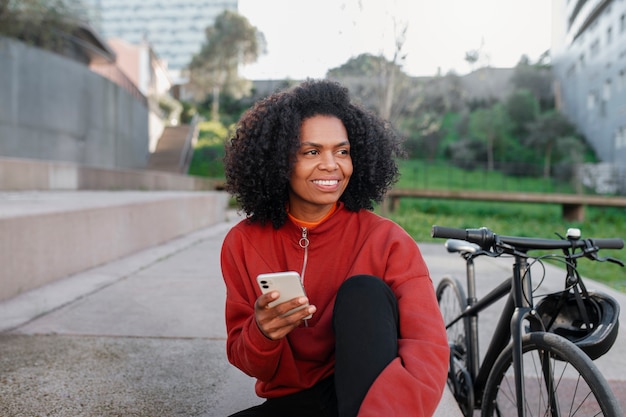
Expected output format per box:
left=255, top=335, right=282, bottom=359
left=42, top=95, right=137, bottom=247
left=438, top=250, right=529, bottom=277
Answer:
left=1, top=211, right=625, bottom=416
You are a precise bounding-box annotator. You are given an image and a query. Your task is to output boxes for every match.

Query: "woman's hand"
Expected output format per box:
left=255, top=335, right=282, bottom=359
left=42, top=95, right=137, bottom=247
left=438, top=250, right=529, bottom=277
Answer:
left=254, top=292, right=316, bottom=340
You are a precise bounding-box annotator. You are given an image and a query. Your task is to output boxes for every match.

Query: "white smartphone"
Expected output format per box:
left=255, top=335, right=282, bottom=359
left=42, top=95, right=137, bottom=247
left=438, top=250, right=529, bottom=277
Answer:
left=256, top=271, right=312, bottom=319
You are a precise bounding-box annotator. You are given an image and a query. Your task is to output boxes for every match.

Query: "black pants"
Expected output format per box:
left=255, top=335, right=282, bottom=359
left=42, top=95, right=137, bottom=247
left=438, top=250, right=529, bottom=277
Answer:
left=229, top=275, right=399, bottom=417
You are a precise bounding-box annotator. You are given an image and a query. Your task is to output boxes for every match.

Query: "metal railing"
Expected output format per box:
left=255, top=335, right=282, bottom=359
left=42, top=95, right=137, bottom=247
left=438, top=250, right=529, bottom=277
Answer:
left=179, top=114, right=201, bottom=174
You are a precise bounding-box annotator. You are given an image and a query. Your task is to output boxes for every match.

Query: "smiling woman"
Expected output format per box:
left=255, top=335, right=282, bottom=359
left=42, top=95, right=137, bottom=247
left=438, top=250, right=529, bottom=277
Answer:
left=220, top=79, right=449, bottom=416
left=288, top=115, right=353, bottom=222
left=223, top=79, right=403, bottom=229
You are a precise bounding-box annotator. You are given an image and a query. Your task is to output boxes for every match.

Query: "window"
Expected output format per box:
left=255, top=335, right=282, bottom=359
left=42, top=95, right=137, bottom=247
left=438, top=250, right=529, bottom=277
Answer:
left=620, top=14, right=626, bottom=33
left=616, top=127, right=626, bottom=150
left=603, top=79, right=612, bottom=100
left=607, top=26, right=613, bottom=44
left=590, top=39, right=600, bottom=56
left=587, top=91, right=597, bottom=110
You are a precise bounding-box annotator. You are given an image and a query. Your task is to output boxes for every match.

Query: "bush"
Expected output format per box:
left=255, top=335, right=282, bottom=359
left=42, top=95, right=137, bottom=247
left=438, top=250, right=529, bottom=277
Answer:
left=187, top=121, right=230, bottom=177
left=444, top=138, right=487, bottom=170
left=0, top=0, right=81, bottom=55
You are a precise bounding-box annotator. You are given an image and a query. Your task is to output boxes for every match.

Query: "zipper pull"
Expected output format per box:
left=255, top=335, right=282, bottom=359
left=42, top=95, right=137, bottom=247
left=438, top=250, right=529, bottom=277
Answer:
left=299, top=227, right=309, bottom=249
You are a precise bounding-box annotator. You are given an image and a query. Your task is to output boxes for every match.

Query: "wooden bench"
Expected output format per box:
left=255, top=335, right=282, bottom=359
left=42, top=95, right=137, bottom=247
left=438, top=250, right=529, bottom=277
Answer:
left=383, top=188, right=626, bottom=221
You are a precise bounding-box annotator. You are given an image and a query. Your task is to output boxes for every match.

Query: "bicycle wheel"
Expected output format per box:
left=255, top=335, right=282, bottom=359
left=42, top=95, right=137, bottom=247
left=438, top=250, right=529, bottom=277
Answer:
left=436, top=276, right=467, bottom=358
left=436, top=276, right=473, bottom=416
left=481, top=332, right=623, bottom=417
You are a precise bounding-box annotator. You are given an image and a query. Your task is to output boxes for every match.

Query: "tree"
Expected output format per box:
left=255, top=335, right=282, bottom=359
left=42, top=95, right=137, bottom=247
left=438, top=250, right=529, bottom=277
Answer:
left=505, top=89, right=540, bottom=137
left=524, top=111, right=579, bottom=178
left=469, top=103, right=512, bottom=171
left=464, top=38, right=490, bottom=72
left=0, top=0, right=81, bottom=53
left=445, top=137, right=487, bottom=170
left=327, top=53, right=385, bottom=76
left=186, top=10, right=265, bottom=120
left=378, top=16, right=408, bottom=121
left=327, top=0, right=411, bottom=123
left=464, top=50, right=479, bottom=70
left=511, top=56, right=554, bottom=111
left=327, top=53, right=414, bottom=124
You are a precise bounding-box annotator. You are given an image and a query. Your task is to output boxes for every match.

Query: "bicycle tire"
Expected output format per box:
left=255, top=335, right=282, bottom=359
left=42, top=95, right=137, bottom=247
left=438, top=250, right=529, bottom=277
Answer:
left=481, top=332, right=623, bottom=417
left=436, top=276, right=473, bottom=417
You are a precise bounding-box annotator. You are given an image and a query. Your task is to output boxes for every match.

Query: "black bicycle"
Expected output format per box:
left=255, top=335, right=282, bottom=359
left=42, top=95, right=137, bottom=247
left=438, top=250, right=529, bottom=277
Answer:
left=431, top=225, right=624, bottom=417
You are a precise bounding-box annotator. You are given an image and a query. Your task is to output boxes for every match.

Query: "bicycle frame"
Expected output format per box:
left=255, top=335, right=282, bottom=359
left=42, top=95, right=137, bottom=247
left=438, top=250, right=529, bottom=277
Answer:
left=435, top=225, right=624, bottom=417
left=449, top=251, right=545, bottom=415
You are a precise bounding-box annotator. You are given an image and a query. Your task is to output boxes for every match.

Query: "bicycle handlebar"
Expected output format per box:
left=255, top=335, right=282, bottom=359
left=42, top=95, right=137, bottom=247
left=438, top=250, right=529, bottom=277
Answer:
left=431, top=225, right=624, bottom=251
left=588, top=238, right=626, bottom=249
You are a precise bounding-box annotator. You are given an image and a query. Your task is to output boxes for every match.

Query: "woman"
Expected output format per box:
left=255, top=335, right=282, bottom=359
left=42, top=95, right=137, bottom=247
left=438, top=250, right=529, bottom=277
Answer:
left=221, top=79, right=448, bottom=417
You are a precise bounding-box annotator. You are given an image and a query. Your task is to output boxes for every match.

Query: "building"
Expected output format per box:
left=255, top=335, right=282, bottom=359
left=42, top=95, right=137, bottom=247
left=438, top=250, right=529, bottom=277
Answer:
left=90, top=37, right=175, bottom=152
left=104, top=38, right=171, bottom=98
left=551, top=0, right=626, bottom=167
left=81, top=0, right=238, bottom=84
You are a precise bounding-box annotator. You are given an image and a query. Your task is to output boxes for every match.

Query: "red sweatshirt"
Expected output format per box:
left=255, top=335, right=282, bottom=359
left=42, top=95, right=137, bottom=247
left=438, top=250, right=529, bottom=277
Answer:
left=221, top=204, right=449, bottom=416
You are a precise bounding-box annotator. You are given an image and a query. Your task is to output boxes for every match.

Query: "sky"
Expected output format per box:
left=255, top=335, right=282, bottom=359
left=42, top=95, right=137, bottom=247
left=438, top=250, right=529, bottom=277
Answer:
left=237, top=0, right=553, bottom=80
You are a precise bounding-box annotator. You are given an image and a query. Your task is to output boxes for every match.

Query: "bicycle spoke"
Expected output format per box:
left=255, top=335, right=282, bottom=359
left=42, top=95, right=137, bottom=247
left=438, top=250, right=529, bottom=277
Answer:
left=481, top=333, right=621, bottom=417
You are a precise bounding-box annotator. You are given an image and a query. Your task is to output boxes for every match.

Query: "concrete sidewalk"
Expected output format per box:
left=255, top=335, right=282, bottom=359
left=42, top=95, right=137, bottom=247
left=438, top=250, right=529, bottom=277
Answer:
left=1, top=211, right=625, bottom=415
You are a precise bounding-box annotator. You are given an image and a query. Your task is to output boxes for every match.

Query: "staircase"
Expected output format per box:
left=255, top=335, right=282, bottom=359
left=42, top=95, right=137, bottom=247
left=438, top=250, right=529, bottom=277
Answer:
left=147, top=125, right=193, bottom=173
left=148, top=114, right=200, bottom=174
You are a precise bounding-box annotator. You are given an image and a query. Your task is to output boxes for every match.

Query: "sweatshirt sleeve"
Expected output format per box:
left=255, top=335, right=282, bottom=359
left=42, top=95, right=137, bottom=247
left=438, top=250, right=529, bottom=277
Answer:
left=220, top=227, right=286, bottom=382
left=358, top=226, right=449, bottom=417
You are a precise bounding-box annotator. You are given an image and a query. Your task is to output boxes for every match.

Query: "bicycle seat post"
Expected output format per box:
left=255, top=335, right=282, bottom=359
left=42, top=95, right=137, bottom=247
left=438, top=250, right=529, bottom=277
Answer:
left=465, top=255, right=477, bottom=304
left=465, top=255, right=480, bottom=381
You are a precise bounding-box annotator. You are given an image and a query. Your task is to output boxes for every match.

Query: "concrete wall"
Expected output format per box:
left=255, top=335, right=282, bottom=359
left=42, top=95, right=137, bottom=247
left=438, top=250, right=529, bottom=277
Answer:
left=0, top=191, right=229, bottom=302
left=0, top=36, right=150, bottom=170
left=0, top=157, right=219, bottom=191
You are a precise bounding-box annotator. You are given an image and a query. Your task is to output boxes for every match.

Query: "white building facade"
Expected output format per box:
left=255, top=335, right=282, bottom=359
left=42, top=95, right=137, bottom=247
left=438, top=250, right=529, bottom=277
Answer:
left=551, top=0, right=626, bottom=166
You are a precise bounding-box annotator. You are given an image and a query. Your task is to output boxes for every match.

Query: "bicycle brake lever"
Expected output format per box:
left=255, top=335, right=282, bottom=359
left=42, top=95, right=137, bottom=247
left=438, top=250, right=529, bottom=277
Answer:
left=601, top=256, right=625, bottom=267
left=577, top=245, right=624, bottom=266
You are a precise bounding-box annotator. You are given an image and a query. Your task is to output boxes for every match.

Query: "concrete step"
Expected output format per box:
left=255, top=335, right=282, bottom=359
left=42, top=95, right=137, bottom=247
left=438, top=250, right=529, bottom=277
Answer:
left=0, top=156, right=217, bottom=191
left=154, top=126, right=190, bottom=151
left=147, top=125, right=192, bottom=173
left=0, top=190, right=229, bottom=302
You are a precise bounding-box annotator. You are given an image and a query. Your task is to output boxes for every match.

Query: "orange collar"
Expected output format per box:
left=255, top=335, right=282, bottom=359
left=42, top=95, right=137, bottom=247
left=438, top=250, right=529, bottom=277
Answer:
left=288, top=203, right=338, bottom=229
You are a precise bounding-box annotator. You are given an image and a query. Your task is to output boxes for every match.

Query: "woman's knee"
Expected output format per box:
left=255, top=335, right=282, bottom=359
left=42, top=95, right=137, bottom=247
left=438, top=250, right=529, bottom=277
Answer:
left=333, top=275, right=398, bottom=328
left=335, top=275, right=396, bottom=307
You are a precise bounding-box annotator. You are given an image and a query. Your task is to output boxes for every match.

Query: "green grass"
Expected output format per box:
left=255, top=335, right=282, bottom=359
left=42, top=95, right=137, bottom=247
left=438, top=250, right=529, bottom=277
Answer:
left=383, top=160, right=626, bottom=292
left=187, top=121, right=228, bottom=178
left=396, top=159, right=576, bottom=193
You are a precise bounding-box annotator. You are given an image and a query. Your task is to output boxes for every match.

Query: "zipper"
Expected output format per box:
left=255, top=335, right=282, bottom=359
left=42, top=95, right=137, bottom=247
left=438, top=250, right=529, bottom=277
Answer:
left=298, top=227, right=310, bottom=284
left=299, top=227, right=310, bottom=327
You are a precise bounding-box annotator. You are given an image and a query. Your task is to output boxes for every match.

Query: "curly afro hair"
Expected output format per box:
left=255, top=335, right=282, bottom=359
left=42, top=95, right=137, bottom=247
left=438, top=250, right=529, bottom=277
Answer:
left=224, top=79, right=404, bottom=229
